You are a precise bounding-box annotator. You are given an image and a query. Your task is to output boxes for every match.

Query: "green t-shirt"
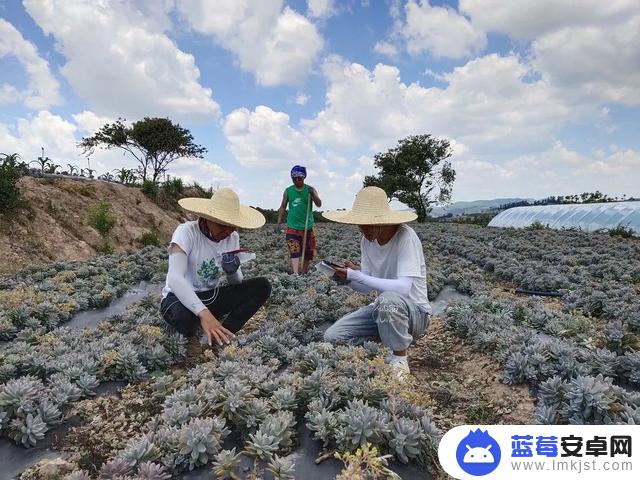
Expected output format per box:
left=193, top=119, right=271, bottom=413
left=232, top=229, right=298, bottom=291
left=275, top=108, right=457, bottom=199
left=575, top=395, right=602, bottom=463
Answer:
left=286, top=184, right=315, bottom=230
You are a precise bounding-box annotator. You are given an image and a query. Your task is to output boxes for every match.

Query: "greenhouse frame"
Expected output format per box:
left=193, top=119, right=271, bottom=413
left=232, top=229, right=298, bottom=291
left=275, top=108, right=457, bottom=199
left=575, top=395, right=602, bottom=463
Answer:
left=488, top=201, right=640, bottom=235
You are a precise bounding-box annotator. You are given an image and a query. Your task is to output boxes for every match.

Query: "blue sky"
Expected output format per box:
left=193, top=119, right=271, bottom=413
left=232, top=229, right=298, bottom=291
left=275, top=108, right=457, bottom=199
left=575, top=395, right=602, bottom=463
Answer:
left=1, top=0, right=639, bottom=210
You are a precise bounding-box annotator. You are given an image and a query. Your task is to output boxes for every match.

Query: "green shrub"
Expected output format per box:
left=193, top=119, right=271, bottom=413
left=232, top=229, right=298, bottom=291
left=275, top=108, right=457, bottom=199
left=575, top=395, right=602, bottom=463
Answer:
left=189, top=181, right=213, bottom=199
left=162, top=177, right=184, bottom=199
left=86, top=201, right=117, bottom=239
left=0, top=153, right=28, bottom=215
left=609, top=225, right=635, bottom=238
left=96, top=240, right=114, bottom=254
left=453, top=214, right=495, bottom=227
left=140, top=231, right=161, bottom=247
left=526, top=220, right=548, bottom=230
left=141, top=180, right=159, bottom=200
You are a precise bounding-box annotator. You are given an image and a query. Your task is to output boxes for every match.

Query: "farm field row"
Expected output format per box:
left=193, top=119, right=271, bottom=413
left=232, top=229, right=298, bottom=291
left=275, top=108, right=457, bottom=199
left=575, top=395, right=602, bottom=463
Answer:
left=0, top=223, right=638, bottom=479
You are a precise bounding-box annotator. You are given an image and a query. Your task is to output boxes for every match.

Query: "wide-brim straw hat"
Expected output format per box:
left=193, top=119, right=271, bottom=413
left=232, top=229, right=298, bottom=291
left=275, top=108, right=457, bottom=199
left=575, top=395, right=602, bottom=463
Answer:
left=322, top=186, right=417, bottom=225
left=178, top=187, right=265, bottom=229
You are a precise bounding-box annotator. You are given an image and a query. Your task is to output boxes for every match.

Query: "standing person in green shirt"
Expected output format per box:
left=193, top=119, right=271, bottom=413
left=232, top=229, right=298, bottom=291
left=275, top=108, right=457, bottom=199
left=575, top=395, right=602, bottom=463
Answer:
left=277, top=165, right=322, bottom=274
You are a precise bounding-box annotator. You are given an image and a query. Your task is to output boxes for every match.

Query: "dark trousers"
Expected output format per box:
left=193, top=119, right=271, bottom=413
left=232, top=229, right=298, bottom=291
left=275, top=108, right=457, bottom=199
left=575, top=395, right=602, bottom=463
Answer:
left=160, top=277, right=271, bottom=337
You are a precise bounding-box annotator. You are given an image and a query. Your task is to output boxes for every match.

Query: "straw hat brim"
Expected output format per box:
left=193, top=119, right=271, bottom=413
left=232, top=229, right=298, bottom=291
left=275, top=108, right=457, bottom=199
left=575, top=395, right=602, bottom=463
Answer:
left=322, top=209, right=417, bottom=225
left=178, top=197, right=265, bottom=229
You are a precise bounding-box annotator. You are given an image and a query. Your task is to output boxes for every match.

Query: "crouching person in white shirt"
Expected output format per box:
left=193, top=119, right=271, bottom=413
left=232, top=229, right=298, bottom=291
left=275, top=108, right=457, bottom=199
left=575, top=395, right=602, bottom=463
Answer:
left=160, top=188, right=271, bottom=366
left=322, top=186, right=431, bottom=375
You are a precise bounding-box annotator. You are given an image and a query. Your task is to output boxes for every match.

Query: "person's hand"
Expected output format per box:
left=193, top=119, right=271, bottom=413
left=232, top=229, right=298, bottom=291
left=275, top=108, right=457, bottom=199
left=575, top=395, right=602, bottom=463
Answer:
left=344, top=260, right=360, bottom=270
left=333, top=266, right=348, bottom=280
left=198, top=310, right=235, bottom=346
left=221, top=253, right=240, bottom=274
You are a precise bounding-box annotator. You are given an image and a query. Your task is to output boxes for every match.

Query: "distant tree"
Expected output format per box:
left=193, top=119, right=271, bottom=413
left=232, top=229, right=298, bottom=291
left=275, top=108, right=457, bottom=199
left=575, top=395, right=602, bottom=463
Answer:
left=188, top=181, right=215, bottom=199
left=534, top=191, right=624, bottom=206
left=113, top=168, right=138, bottom=185
left=0, top=153, right=28, bottom=214
left=499, top=200, right=531, bottom=210
left=254, top=207, right=279, bottom=224
left=30, top=147, right=52, bottom=172
left=79, top=117, right=206, bottom=184
left=44, top=163, right=61, bottom=174
left=363, top=134, right=456, bottom=222
left=67, top=164, right=80, bottom=176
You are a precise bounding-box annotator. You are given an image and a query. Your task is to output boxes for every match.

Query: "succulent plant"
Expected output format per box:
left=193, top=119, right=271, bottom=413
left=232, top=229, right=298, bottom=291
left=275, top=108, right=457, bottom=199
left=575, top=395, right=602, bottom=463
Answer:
left=618, top=352, right=640, bottom=385
left=565, top=375, right=616, bottom=424
left=335, top=399, right=390, bottom=451
left=306, top=407, right=337, bottom=447
left=270, top=386, right=297, bottom=411
left=258, top=410, right=296, bottom=450
left=64, top=471, right=92, bottom=480
left=219, top=378, right=254, bottom=421
left=120, top=434, right=158, bottom=467
left=10, top=413, right=48, bottom=447
left=50, top=376, right=83, bottom=406
left=267, top=454, right=296, bottom=480
left=387, top=417, right=424, bottom=463
left=0, top=376, right=42, bottom=416
left=245, top=430, right=279, bottom=461
left=113, top=345, right=148, bottom=382
left=75, top=373, right=100, bottom=396
left=135, top=462, right=171, bottom=480
left=178, top=417, right=229, bottom=470
left=37, top=398, right=62, bottom=425
left=241, top=397, right=271, bottom=429
left=99, top=457, right=132, bottom=478
left=534, top=403, right=558, bottom=424
left=213, top=448, right=241, bottom=480
left=143, top=344, right=170, bottom=371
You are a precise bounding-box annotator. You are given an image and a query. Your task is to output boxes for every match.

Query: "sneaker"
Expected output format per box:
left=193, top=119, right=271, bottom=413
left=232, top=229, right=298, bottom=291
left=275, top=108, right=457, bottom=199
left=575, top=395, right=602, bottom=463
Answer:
left=386, top=353, right=410, bottom=376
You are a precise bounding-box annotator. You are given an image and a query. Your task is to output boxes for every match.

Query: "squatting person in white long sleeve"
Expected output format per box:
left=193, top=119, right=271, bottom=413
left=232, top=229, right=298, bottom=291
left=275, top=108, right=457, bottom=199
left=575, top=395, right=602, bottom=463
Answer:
left=322, top=186, right=431, bottom=375
left=160, top=188, right=271, bottom=365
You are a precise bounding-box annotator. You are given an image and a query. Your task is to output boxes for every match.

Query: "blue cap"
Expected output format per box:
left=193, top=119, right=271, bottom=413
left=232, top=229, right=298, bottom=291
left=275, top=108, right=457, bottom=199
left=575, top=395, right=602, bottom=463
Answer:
left=291, top=165, right=307, bottom=178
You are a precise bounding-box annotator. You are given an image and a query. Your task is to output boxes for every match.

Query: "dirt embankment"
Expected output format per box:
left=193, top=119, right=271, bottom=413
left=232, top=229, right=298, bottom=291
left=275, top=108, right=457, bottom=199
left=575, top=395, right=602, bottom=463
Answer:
left=0, top=177, right=187, bottom=273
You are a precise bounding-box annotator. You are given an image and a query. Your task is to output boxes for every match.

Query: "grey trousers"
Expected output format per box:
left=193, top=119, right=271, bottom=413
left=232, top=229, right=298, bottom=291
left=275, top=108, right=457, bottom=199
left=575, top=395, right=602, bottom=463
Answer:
left=323, top=291, right=429, bottom=351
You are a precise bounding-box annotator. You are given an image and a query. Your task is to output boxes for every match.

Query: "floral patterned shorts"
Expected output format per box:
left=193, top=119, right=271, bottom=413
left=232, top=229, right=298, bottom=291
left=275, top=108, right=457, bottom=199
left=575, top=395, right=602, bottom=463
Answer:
left=285, top=228, right=316, bottom=260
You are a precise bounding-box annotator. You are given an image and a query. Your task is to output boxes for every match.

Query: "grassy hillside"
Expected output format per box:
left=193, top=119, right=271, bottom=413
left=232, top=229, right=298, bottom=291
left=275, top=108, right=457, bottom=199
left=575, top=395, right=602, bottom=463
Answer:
left=0, top=176, right=185, bottom=273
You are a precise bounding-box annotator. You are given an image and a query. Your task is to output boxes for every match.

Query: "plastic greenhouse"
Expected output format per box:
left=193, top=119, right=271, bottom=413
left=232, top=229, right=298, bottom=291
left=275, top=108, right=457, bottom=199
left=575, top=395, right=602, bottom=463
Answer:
left=488, top=201, right=640, bottom=235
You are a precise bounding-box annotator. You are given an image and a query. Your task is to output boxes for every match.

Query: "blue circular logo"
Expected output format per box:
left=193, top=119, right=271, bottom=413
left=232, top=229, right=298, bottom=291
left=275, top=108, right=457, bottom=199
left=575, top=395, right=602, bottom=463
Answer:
left=455, top=429, right=501, bottom=476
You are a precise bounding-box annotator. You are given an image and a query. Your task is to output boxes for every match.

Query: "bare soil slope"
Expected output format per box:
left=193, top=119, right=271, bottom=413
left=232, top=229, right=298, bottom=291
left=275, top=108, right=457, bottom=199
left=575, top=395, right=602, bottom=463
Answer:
left=0, top=177, right=186, bottom=273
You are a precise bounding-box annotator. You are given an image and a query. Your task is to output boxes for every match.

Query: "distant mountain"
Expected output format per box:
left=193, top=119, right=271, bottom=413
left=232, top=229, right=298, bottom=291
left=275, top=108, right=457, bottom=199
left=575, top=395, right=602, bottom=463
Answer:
left=430, top=198, right=533, bottom=217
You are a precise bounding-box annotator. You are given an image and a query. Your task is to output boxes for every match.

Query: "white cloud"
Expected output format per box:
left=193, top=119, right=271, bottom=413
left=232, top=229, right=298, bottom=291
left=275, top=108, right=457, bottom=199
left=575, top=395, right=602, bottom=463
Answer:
left=453, top=142, right=640, bottom=200
left=459, top=0, right=639, bottom=40
left=178, top=0, right=323, bottom=86
left=23, top=0, right=219, bottom=119
left=223, top=105, right=319, bottom=168
left=0, top=19, right=62, bottom=109
left=401, top=0, right=487, bottom=58
left=72, top=111, right=115, bottom=135
left=373, top=41, right=399, bottom=58
left=0, top=111, right=78, bottom=163
left=532, top=15, right=640, bottom=106
left=307, top=0, right=337, bottom=19
left=577, top=148, right=640, bottom=176
left=459, top=1, right=640, bottom=106
left=302, top=54, right=570, bottom=154
left=168, top=156, right=235, bottom=189
left=294, top=94, right=310, bottom=106
left=374, top=0, right=486, bottom=60
left=220, top=105, right=377, bottom=209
